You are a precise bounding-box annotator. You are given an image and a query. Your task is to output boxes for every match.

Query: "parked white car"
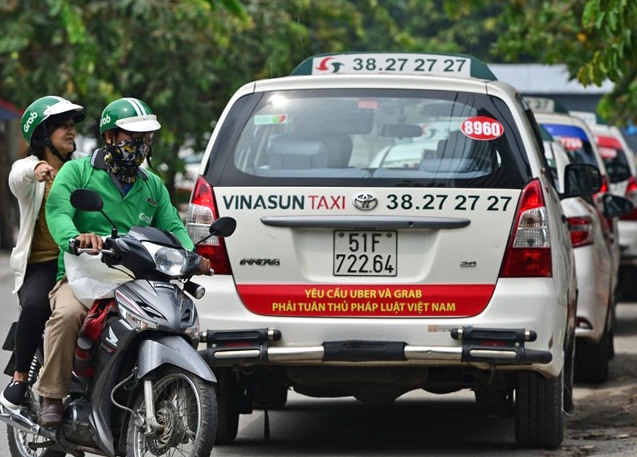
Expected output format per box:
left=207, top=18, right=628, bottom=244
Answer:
left=589, top=123, right=637, bottom=298
left=187, top=52, right=603, bottom=448
left=534, top=111, right=622, bottom=296
left=543, top=138, right=623, bottom=382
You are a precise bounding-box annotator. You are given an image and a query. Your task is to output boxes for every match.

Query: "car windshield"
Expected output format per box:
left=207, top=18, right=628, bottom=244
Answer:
left=597, top=135, right=632, bottom=183
left=208, top=88, right=532, bottom=189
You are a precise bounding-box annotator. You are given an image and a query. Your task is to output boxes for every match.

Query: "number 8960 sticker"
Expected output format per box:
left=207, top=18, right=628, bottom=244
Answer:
left=461, top=116, right=504, bottom=141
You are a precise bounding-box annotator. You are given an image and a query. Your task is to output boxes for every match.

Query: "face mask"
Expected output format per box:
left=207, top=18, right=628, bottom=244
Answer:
left=104, top=136, right=152, bottom=183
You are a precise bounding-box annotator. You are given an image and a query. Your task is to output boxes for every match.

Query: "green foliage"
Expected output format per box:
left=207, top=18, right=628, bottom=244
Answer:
left=0, top=0, right=249, bottom=197
left=492, top=0, right=637, bottom=124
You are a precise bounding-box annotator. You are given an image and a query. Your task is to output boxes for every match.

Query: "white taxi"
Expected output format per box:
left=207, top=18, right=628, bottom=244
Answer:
left=589, top=123, right=637, bottom=298
left=543, top=134, right=626, bottom=383
left=187, top=53, right=600, bottom=449
left=533, top=110, right=622, bottom=290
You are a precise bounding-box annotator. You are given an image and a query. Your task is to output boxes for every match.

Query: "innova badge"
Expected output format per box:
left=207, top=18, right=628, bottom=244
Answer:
left=353, top=193, right=378, bottom=211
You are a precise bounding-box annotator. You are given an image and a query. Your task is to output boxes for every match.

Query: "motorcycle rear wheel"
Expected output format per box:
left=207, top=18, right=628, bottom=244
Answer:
left=6, top=349, right=66, bottom=457
left=126, top=367, right=217, bottom=457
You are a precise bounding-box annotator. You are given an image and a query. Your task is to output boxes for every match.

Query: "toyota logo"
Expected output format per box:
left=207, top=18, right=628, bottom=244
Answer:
left=353, top=193, right=378, bottom=211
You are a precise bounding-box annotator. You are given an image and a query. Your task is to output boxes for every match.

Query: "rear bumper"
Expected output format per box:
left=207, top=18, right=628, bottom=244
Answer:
left=200, top=326, right=552, bottom=367
left=195, top=276, right=568, bottom=378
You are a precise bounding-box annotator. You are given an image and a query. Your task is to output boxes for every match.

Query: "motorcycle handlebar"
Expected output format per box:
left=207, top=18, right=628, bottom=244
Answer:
left=76, top=248, right=115, bottom=255
left=70, top=237, right=113, bottom=256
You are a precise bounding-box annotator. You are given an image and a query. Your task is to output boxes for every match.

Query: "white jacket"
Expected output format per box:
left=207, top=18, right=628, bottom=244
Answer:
left=8, top=155, right=47, bottom=294
left=8, top=151, right=88, bottom=293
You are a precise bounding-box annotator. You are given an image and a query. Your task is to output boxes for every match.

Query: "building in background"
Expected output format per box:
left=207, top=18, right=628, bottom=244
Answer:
left=490, top=64, right=636, bottom=152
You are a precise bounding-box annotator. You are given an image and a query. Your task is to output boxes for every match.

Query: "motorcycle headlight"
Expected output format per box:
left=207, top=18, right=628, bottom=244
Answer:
left=153, top=246, right=189, bottom=276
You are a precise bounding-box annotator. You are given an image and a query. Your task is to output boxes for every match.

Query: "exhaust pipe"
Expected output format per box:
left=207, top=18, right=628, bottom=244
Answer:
left=0, top=405, right=51, bottom=438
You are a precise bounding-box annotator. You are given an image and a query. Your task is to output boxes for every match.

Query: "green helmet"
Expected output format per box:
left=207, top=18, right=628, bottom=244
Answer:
left=21, top=95, right=85, bottom=144
left=99, top=97, right=161, bottom=135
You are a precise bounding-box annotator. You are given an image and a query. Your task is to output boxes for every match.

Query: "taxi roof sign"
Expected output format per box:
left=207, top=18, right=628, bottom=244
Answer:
left=291, top=52, right=498, bottom=80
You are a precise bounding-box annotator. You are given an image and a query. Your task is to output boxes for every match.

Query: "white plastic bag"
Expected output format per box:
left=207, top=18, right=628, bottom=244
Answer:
left=64, top=251, right=132, bottom=308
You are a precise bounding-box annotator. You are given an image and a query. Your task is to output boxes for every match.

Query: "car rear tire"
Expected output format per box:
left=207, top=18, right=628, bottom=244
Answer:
left=563, top=338, right=575, bottom=414
left=515, top=371, right=564, bottom=449
left=574, top=331, right=610, bottom=384
left=618, top=265, right=637, bottom=301
left=214, top=368, right=240, bottom=445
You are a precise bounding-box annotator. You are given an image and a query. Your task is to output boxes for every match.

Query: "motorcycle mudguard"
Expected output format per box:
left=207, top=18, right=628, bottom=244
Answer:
left=137, top=335, right=216, bottom=382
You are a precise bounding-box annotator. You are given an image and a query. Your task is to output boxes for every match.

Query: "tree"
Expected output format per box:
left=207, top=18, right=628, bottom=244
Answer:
left=0, top=0, right=246, bottom=199
left=488, top=0, right=637, bottom=124
left=1, top=0, right=635, bottom=233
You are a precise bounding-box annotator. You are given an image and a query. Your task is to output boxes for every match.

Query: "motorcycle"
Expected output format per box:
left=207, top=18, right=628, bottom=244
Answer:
left=0, top=188, right=236, bottom=457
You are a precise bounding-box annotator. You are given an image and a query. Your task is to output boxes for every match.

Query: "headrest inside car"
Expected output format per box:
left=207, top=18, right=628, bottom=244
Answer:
left=267, top=134, right=329, bottom=169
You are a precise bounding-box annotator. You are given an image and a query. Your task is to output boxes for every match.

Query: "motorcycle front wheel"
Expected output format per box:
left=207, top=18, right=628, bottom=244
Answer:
left=126, top=367, right=217, bottom=457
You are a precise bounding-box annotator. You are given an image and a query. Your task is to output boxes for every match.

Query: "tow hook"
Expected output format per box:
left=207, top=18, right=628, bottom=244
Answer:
left=450, top=327, right=551, bottom=364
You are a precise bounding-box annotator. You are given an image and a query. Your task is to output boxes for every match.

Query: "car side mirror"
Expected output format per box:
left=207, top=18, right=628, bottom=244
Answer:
left=602, top=194, right=634, bottom=219
left=562, top=163, right=602, bottom=198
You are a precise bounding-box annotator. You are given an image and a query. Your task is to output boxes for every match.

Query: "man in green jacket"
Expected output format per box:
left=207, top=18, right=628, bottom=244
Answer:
left=37, top=97, right=210, bottom=426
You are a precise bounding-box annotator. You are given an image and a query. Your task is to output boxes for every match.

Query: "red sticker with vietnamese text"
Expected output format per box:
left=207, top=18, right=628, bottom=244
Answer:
left=461, top=116, right=504, bottom=141
left=236, top=284, right=495, bottom=318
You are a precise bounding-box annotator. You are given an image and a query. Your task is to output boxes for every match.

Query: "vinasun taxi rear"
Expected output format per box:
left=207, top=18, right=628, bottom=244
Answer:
left=186, top=53, right=601, bottom=448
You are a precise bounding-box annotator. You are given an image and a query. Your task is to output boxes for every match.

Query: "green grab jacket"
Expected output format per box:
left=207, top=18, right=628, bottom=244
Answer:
left=46, top=149, right=194, bottom=281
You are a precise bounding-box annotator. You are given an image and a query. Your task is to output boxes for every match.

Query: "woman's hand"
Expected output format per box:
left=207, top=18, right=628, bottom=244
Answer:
left=34, top=163, right=56, bottom=182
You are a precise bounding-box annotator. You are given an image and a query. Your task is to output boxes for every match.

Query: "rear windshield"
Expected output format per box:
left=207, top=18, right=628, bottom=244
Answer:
left=541, top=123, right=598, bottom=167
left=596, top=135, right=632, bottom=183
left=207, top=88, right=532, bottom=189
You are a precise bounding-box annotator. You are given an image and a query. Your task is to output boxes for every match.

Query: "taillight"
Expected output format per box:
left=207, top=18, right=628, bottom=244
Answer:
left=186, top=176, right=233, bottom=275
left=500, top=179, right=552, bottom=277
left=598, top=175, right=609, bottom=195
left=621, top=175, right=637, bottom=221
left=567, top=216, right=594, bottom=247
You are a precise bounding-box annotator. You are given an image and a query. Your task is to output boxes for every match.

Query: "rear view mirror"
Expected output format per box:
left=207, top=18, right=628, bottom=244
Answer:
left=377, top=124, right=423, bottom=138
left=602, top=194, right=634, bottom=219
left=210, top=216, right=237, bottom=238
left=563, top=163, right=601, bottom=198
left=70, top=188, right=118, bottom=238
left=70, top=188, right=104, bottom=212
left=196, top=216, right=237, bottom=246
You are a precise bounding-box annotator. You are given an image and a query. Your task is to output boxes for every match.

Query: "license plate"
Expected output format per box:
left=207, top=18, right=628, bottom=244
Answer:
left=333, top=231, right=397, bottom=276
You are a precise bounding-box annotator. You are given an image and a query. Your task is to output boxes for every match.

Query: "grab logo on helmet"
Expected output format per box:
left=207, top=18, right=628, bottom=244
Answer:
left=100, top=114, right=111, bottom=129
left=23, top=111, right=38, bottom=134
